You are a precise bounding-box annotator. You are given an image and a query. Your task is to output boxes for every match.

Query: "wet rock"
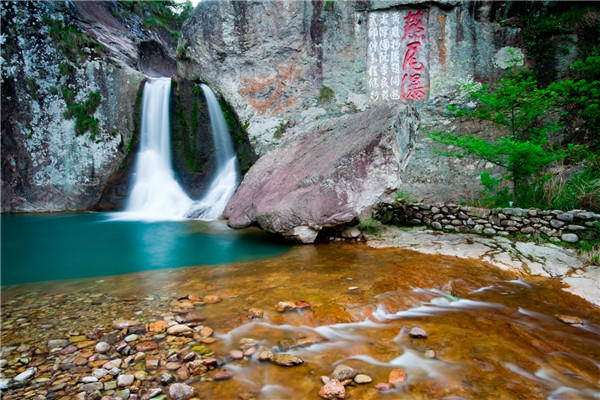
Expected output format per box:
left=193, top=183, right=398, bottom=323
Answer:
left=256, top=349, right=274, bottom=361
left=319, top=379, right=345, bottom=399
left=321, top=376, right=331, bottom=384
left=47, top=339, right=70, bottom=348
left=214, top=370, right=234, bottom=380
left=331, top=364, right=358, bottom=381
left=14, top=368, right=36, bottom=382
left=60, top=344, right=78, bottom=354
left=409, top=327, right=428, bottom=339
left=143, top=388, right=162, bottom=400
left=81, top=376, right=99, bottom=383
left=100, top=332, right=118, bottom=345
left=271, top=354, right=303, bottom=367
left=112, top=319, right=140, bottom=329
left=134, top=370, right=147, bottom=381
left=95, top=342, right=111, bottom=354
left=247, top=308, right=264, bottom=319
left=199, top=326, right=214, bottom=337
left=145, top=357, right=160, bottom=370
left=166, top=362, right=181, bottom=370
left=147, top=321, right=168, bottom=333
left=179, top=312, right=204, bottom=323
left=229, top=350, right=244, bottom=360
left=278, top=338, right=296, bottom=351
left=93, top=368, right=109, bottom=379
left=275, top=301, right=296, bottom=312
left=124, top=334, right=138, bottom=342
left=177, top=366, right=190, bottom=380
left=295, top=300, right=311, bottom=309
left=135, top=341, right=158, bottom=352
left=341, top=226, right=361, bottom=239
left=83, top=382, right=104, bottom=393
left=375, top=382, right=391, bottom=391
left=117, top=374, right=134, bottom=387
left=103, top=359, right=122, bottom=370
left=166, top=324, right=193, bottom=336
left=388, top=368, right=407, bottom=387
left=556, top=314, right=583, bottom=325
left=424, top=349, right=437, bottom=359
left=354, top=374, right=372, bottom=384
left=204, top=295, right=221, bottom=303
left=169, top=383, right=196, bottom=400
left=160, top=372, right=175, bottom=385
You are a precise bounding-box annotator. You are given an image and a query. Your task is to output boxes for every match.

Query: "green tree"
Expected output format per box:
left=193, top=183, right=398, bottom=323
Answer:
left=430, top=67, right=569, bottom=205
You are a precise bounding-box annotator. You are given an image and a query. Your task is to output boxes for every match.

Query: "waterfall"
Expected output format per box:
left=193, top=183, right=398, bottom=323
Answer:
left=187, top=84, right=240, bottom=220
left=122, top=77, right=193, bottom=220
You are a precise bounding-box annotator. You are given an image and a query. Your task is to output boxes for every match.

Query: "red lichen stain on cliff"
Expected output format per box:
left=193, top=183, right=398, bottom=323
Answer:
left=438, top=15, right=447, bottom=67
left=238, top=61, right=301, bottom=116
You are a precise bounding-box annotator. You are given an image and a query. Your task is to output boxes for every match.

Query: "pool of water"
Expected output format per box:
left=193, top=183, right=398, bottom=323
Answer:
left=2, top=244, right=599, bottom=399
left=1, top=213, right=291, bottom=285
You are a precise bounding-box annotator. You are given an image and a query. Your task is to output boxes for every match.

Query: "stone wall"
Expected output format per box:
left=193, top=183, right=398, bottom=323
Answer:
left=375, top=201, right=600, bottom=244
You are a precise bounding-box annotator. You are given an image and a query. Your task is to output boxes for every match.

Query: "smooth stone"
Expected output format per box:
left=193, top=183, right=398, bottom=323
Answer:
left=319, top=379, right=345, bottom=399
left=148, top=321, right=168, bottom=333
left=95, top=342, right=111, bottom=354
left=256, top=349, right=274, bottom=361
left=112, top=319, right=140, bottom=329
left=14, top=368, right=36, bottom=382
left=229, top=350, right=244, bottom=360
left=103, top=359, right=122, bottom=370
left=409, top=327, right=428, bottom=338
left=47, top=339, right=70, bottom=348
left=321, top=376, right=331, bottom=384
left=177, top=366, right=190, bottom=380
left=271, top=354, right=303, bottom=367
left=135, top=341, right=158, bottom=352
left=214, top=370, right=234, bottom=380
left=92, top=369, right=109, bottom=379
left=124, top=334, right=138, bottom=343
left=561, top=233, right=579, bottom=243
left=425, top=349, right=436, bottom=359
left=247, top=308, right=264, bottom=319
left=375, top=382, right=391, bottom=391
left=341, top=226, right=361, bottom=238
left=431, top=221, right=443, bottom=230
left=556, top=314, right=583, bottom=325
left=81, top=376, right=99, bottom=383
left=166, top=324, right=192, bottom=335
left=388, top=368, right=407, bottom=387
left=145, top=388, right=163, bottom=399
left=159, top=372, right=175, bottom=385
left=204, top=295, right=222, bottom=303
left=354, top=374, right=372, bottom=384
left=134, top=370, right=147, bottom=381
left=556, top=213, right=574, bottom=222
left=275, top=301, right=296, bottom=312
left=550, top=219, right=565, bottom=228
left=117, top=374, right=134, bottom=387
left=199, top=326, right=214, bottom=337
left=331, top=364, right=358, bottom=381
left=166, top=362, right=181, bottom=371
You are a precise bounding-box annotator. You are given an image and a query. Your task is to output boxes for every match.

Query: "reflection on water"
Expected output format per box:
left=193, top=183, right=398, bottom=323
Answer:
left=2, top=244, right=599, bottom=399
left=1, top=213, right=290, bottom=285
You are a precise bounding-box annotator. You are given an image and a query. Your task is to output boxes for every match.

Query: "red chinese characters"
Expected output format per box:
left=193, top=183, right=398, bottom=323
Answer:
left=400, top=11, right=426, bottom=103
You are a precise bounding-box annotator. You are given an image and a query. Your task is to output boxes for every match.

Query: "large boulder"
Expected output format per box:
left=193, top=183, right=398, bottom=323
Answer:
left=223, top=105, right=417, bottom=243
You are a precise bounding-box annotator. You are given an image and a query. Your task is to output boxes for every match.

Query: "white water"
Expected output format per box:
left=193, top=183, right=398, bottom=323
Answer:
left=123, top=77, right=193, bottom=221
left=187, top=84, right=239, bottom=220
left=121, top=79, right=239, bottom=221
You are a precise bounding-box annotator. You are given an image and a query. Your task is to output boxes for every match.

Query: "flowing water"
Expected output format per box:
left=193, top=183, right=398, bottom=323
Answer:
left=2, top=240, right=599, bottom=399
left=187, top=84, right=239, bottom=220
left=123, top=77, right=193, bottom=221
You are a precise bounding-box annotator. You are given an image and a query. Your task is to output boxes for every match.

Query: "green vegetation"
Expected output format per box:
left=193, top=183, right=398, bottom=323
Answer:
left=42, top=16, right=104, bottom=62
left=218, top=95, right=254, bottom=173
left=274, top=122, right=286, bottom=139
left=323, top=0, right=334, bottom=11
left=356, top=218, right=384, bottom=236
left=61, top=87, right=102, bottom=138
left=318, top=85, right=335, bottom=104
left=117, top=1, right=193, bottom=42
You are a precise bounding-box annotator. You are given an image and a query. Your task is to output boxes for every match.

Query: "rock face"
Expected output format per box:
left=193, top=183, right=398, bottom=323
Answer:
left=180, top=0, right=522, bottom=204
left=224, top=105, right=416, bottom=242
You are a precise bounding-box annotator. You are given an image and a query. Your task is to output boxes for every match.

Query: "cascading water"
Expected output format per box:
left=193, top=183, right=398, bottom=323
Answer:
left=122, top=77, right=193, bottom=220
left=187, top=84, right=239, bottom=220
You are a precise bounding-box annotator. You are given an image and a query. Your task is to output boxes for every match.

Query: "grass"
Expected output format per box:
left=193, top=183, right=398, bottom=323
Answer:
left=43, top=16, right=104, bottom=62
left=274, top=122, right=286, bottom=139
left=62, top=87, right=102, bottom=138
left=318, top=85, right=335, bottom=104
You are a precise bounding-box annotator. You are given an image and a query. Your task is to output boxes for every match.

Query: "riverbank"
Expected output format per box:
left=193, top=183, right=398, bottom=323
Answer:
left=363, top=225, right=600, bottom=308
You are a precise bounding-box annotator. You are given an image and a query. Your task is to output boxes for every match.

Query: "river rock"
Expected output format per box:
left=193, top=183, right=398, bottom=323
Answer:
left=275, top=301, right=297, bottom=312
left=256, top=349, right=274, bottom=361
left=354, top=374, right=372, bottom=384
left=167, top=324, right=193, bottom=335
left=556, top=314, right=583, bottom=325
left=561, top=233, right=579, bottom=243
left=271, top=354, right=304, bottom=367
left=409, top=327, right=428, bottom=339
left=169, top=383, right=196, bottom=400
left=248, top=308, right=264, bottom=319
left=204, top=295, right=221, bottom=303
left=135, top=341, right=158, bottom=352
left=13, top=368, right=36, bottom=382
left=388, top=368, right=407, bottom=387
left=112, top=319, right=140, bottom=329
left=117, top=374, right=134, bottom=387
left=331, top=364, right=358, bottom=381
left=229, top=350, right=244, bottom=360
left=214, top=370, right=234, bottom=380
left=95, top=341, right=111, bottom=354
left=319, top=379, right=345, bottom=399
left=160, top=372, right=175, bottom=385
left=224, top=105, right=414, bottom=243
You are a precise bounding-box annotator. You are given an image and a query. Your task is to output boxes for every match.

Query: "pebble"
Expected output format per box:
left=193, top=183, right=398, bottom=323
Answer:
left=199, top=326, right=214, bottom=337
left=425, top=349, right=436, bottom=359
left=271, top=354, right=303, bottom=367
left=145, top=357, right=160, bottom=370
left=148, top=321, right=168, bottom=332
left=169, top=383, right=196, bottom=400
left=47, top=339, right=70, bottom=348
left=331, top=364, right=358, bottom=381
left=319, top=379, right=345, bottom=399
left=556, top=314, right=583, bottom=325
left=275, top=301, right=296, bottom=312
left=160, top=372, right=175, bottom=385
left=166, top=324, right=193, bottom=335
left=14, top=368, right=36, bottom=382
left=177, top=366, right=190, bottom=380
left=354, top=374, right=372, bottom=384
left=348, top=286, right=359, bottom=291
left=112, top=319, right=140, bottom=329
left=103, top=359, right=122, bottom=370
left=214, top=370, right=234, bottom=380
left=81, top=376, right=99, bottom=383
left=388, top=368, right=407, bottom=387
left=204, top=295, right=222, bottom=303
left=124, top=334, right=138, bottom=342
left=409, top=327, right=428, bottom=339
left=256, top=349, right=274, bottom=361
left=95, top=342, right=111, bottom=354
left=248, top=308, right=264, bottom=319
left=229, top=350, right=244, bottom=360
left=92, top=369, right=109, bottom=379
left=135, top=341, right=158, bottom=352
left=166, top=362, right=181, bottom=370
left=134, top=370, right=147, bottom=381
left=145, top=388, right=163, bottom=398
left=375, top=382, right=390, bottom=391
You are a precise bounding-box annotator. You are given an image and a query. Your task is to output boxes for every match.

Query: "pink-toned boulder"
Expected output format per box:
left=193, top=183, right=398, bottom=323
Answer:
left=319, top=379, right=345, bottom=399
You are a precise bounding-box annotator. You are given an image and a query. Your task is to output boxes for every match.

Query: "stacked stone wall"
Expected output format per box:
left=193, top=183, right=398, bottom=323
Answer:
left=375, top=201, right=600, bottom=244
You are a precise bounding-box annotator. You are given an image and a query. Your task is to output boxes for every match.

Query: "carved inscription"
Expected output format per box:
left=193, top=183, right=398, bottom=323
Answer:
left=367, top=10, right=429, bottom=103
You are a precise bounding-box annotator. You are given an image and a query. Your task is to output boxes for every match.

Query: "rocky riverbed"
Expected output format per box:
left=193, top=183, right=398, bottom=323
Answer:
left=2, top=242, right=599, bottom=400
